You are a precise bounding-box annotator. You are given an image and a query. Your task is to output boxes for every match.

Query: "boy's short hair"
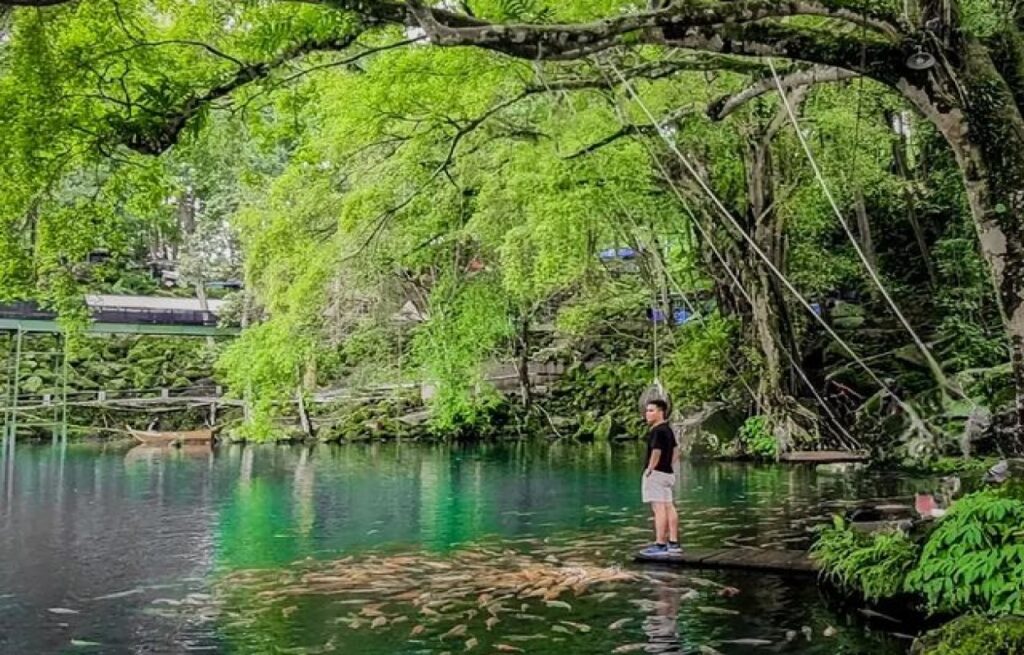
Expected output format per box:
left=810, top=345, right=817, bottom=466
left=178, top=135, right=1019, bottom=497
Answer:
left=647, top=399, right=669, bottom=415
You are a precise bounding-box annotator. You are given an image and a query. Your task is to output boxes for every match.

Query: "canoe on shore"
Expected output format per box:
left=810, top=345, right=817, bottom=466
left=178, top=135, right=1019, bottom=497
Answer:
left=127, top=427, right=215, bottom=446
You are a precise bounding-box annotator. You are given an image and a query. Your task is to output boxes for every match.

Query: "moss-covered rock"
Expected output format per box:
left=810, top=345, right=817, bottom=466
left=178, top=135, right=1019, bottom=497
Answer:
left=912, top=615, right=1024, bottom=655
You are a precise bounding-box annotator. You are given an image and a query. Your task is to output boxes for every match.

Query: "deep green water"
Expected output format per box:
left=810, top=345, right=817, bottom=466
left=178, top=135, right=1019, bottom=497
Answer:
left=0, top=440, right=928, bottom=654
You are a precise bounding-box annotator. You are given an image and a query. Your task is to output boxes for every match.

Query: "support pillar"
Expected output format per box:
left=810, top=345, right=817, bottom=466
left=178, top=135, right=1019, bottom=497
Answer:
left=5, top=328, right=23, bottom=442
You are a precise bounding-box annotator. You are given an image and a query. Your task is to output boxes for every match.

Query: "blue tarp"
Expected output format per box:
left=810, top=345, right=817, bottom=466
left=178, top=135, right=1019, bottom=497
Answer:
left=599, top=247, right=638, bottom=261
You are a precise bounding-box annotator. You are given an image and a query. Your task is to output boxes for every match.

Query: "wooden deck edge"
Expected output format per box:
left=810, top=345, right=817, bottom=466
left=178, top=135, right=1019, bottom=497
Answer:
left=634, top=548, right=820, bottom=575
left=779, top=451, right=871, bottom=463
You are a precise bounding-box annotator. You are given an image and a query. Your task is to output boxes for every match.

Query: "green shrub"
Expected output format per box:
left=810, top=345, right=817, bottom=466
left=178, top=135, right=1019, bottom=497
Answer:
left=738, top=415, right=779, bottom=460
left=905, top=456, right=1000, bottom=476
left=557, top=361, right=648, bottom=439
left=905, top=490, right=1024, bottom=615
left=661, top=315, right=737, bottom=405
left=915, top=615, right=1024, bottom=655
left=811, top=517, right=920, bottom=601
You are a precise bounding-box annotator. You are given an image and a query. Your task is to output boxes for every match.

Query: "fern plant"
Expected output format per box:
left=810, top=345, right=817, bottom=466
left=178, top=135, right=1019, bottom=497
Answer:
left=905, top=490, right=1024, bottom=616
left=811, top=516, right=920, bottom=602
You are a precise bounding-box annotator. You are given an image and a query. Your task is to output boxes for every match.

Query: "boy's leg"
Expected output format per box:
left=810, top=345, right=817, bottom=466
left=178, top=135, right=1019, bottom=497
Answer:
left=653, top=502, right=668, bottom=544
left=667, top=502, right=679, bottom=544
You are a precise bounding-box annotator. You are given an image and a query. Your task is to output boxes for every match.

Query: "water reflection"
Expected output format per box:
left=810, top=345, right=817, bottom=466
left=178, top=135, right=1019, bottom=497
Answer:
left=0, top=441, right=921, bottom=653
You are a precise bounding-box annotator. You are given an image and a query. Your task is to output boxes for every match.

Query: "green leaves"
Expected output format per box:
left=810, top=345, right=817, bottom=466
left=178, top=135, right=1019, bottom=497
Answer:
left=411, top=274, right=513, bottom=432
left=919, top=615, right=1024, bottom=655
left=906, top=490, right=1024, bottom=616
left=811, top=518, right=920, bottom=602
left=737, top=415, right=778, bottom=460
left=815, top=488, right=1024, bottom=617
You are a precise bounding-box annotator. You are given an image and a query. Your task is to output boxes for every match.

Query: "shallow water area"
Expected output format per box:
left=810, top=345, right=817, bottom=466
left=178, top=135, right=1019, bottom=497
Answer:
left=0, top=440, right=927, bottom=653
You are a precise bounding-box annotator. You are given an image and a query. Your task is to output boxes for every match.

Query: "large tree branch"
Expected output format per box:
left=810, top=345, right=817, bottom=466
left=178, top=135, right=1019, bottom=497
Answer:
left=564, top=105, right=695, bottom=159
left=113, top=33, right=365, bottom=154
left=404, top=0, right=904, bottom=61
left=526, top=53, right=765, bottom=96
left=658, top=22, right=909, bottom=84
left=708, top=65, right=858, bottom=120
left=307, top=0, right=490, bottom=30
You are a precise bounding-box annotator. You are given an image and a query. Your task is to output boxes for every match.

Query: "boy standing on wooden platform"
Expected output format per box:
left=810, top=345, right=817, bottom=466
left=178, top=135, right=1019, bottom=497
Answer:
left=640, top=399, right=680, bottom=556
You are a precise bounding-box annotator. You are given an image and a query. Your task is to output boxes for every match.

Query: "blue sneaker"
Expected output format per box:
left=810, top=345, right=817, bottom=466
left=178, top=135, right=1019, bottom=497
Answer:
left=641, top=544, right=669, bottom=557
left=667, top=542, right=682, bottom=554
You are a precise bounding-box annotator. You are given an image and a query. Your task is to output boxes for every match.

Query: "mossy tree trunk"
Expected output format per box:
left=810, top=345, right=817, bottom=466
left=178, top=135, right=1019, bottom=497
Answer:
left=742, top=101, right=814, bottom=450
left=893, top=35, right=1024, bottom=441
left=679, top=97, right=813, bottom=449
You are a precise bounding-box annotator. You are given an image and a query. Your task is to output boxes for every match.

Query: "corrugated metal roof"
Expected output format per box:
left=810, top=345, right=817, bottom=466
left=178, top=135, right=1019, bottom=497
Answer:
left=85, top=294, right=226, bottom=313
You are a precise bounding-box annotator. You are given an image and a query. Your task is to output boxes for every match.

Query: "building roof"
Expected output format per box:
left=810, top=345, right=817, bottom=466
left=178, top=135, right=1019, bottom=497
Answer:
left=85, top=294, right=226, bottom=313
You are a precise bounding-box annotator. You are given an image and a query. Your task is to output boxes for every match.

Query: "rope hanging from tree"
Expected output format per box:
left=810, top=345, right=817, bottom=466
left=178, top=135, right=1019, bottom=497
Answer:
left=639, top=298, right=672, bottom=417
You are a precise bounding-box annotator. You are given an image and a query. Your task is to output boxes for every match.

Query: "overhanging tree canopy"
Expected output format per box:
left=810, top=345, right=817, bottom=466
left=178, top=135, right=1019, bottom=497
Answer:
left=3, top=0, right=1023, bottom=436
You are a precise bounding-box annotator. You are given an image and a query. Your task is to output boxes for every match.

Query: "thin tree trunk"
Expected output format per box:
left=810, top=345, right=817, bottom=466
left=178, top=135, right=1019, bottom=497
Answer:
left=891, top=120, right=937, bottom=288
left=516, top=316, right=531, bottom=411
left=296, top=384, right=311, bottom=438
left=853, top=189, right=878, bottom=274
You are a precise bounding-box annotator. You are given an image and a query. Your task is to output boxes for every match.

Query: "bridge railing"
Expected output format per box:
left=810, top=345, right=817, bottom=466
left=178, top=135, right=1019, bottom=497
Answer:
left=0, top=384, right=225, bottom=410
left=0, top=300, right=224, bottom=327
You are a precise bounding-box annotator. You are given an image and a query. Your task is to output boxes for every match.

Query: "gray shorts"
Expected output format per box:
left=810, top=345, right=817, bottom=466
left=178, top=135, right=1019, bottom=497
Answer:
left=642, top=470, right=675, bottom=504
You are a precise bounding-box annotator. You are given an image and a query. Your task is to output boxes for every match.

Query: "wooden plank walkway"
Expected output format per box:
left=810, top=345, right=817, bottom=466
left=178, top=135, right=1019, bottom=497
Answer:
left=634, top=548, right=819, bottom=575
left=780, top=450, right=869, bottom=463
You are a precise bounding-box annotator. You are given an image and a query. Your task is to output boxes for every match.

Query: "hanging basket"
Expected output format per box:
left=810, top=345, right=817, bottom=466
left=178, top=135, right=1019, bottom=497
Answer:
left=639, top=379, right=672, bottom=417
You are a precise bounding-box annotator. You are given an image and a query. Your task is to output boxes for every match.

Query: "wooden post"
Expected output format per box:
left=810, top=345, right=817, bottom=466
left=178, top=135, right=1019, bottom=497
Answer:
left=296, top=385, right=312, bottom=438
left=7, top=328, right=23, bottom=441
left=59, top=333, right=69, bottom=443
left=2, top=332, right=14, bottom=441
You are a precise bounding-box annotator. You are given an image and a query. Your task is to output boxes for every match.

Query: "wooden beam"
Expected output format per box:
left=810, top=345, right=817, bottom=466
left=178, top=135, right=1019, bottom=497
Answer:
left=0, top=318, right=240, bottom=337
left=634, top=548, right=818, bottom=574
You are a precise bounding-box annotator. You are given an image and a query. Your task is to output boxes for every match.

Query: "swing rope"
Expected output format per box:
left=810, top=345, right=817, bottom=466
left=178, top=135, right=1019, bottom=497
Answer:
left=766, top=59, right=966, bottom=405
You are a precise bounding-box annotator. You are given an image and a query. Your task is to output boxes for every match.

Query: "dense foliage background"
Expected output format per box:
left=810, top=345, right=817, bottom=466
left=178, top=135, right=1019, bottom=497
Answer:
left=0, top=0, right=1016, bottom=458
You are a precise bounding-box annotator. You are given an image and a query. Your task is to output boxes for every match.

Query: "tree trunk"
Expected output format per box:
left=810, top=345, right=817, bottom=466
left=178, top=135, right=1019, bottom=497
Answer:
left=899, top=43, right=1024, bottom=440
left=853, top=189, right=878, bottom=274
left=195, top=279, right=214, bottom=348
left=296, top=384, right=312, bottom=438
left=890, top=115, right=938, bottom=289
left=515, top=316, right=531, bottom=411
left=743, top=128, right=814, bottom=449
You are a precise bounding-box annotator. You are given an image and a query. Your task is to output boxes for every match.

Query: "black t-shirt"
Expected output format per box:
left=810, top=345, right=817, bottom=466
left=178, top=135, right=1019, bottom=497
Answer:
left=645, top=423, right=676, bottom=474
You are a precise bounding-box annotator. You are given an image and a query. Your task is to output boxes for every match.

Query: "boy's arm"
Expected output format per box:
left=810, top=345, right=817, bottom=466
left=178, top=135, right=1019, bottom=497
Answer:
left=646, top=449, right=661, bottom=475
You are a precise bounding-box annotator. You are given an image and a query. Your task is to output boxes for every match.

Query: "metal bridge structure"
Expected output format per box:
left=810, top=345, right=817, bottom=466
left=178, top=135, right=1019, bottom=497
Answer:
left=1, top=295, right=240, bottom=443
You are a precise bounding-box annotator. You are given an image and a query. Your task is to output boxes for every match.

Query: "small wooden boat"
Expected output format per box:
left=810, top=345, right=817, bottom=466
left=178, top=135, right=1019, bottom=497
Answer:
left=124, top=443, right=215, bottom=464
left=127, top=426, right=215, bottom=446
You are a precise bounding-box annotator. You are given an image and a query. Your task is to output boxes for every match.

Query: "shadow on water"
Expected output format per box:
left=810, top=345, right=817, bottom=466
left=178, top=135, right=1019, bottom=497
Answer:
left=0, top=439, right=926, bottom=653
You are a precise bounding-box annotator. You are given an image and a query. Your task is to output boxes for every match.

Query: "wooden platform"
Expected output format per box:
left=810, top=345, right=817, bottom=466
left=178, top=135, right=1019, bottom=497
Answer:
left=780, top=450, right=870, bottom=463
left=634, top=548, right=819, bottom=575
